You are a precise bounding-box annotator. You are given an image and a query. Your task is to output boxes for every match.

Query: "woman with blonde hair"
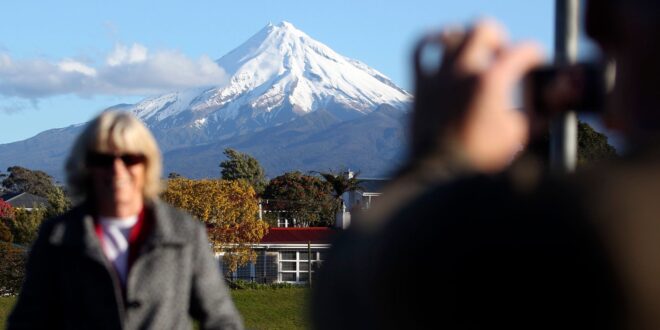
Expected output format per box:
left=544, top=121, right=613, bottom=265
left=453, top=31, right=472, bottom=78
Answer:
left=8, top=111, right=243, bottom=330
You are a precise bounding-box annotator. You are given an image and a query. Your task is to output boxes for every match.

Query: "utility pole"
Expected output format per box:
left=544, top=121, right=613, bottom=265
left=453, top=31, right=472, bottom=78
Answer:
left=307, top=241, right=313, bottom=288
left=550, top=0, right=580, bottom=172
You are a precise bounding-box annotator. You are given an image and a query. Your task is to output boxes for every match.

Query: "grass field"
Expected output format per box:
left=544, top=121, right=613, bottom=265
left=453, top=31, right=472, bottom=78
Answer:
left=233, top=288, right=309, bottom=330
left=0, top=288, right=309, bottom=330
left=0, top=296, right=14, bottom=329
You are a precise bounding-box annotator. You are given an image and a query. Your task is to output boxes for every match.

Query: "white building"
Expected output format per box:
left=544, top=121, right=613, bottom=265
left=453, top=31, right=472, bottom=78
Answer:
left=221, top=227, right=336, bottom=284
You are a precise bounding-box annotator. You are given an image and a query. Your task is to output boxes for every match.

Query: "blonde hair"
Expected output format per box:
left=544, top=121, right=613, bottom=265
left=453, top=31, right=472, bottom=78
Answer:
left=66, top=111, right=162, bottom=201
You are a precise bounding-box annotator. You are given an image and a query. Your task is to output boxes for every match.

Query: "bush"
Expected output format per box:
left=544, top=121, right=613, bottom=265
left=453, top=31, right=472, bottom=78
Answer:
left=0, top=221, right=12, bottom=243
left=6, top=208, right=45, bottom=245
left=0, top=200, right=14, bottom=220
left=230, top=279, right=305, bottom=290
left=0, top=242, right=26, bottom=296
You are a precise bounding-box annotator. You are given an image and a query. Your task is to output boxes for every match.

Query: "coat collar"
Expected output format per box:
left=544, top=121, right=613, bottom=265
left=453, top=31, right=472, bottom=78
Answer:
left=143, top=199, right=188, bottom=246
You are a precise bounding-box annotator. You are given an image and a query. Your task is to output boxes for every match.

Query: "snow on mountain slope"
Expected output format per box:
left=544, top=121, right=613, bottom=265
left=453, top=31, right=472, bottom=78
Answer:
left=131, top=88, right=206, bottom=122
left=128, top=21, right=411, bottom=132
left=0, top=21, right=414, bottom=180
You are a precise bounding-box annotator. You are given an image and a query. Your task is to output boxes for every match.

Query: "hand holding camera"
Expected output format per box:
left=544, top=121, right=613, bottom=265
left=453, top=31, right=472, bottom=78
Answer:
left=412, top=20, right=610, bottom=172
left=412, top=20, right=543, bottom=173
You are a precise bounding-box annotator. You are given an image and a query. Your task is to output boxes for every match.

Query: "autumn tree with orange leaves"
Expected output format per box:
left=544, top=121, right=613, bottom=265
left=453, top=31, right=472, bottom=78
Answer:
left=162, top=178, right=269, bottom=273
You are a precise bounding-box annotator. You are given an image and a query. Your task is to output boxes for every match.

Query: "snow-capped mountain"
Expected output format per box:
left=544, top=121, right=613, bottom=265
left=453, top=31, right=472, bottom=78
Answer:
left=0, top=21, right=412, bottom=179
left=128, top=21, right=411, bottom=144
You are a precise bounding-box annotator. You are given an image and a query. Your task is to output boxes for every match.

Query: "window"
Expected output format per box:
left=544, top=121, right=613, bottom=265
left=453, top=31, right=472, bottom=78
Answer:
left=219, top=254, right=256, bottom=281
left=281, top=273, right=296, bottom=282
left=281, top=262, right=297, bottom=271
left=281, top=251, right=297, bottom=260
left=278, top=250, right=325, bottom=283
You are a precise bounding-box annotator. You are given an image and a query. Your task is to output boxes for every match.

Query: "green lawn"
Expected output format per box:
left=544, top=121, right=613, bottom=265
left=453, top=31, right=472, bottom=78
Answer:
left=0, top=296, right=14, bottom=329
left=232, top=288, right=309, bottom=330
left=0, top=288, right=309, bottom=330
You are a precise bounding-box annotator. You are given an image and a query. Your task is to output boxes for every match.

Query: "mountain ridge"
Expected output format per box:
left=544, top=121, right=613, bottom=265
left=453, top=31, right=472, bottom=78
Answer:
left=0, top=21, right=411, bottom=180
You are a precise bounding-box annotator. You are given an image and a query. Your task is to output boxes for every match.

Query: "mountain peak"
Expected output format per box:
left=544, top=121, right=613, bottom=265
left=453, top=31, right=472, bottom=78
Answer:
left=259, top=21, right=312, bottom=52
left=259, top=21, right=305, bottom=42
left=213, top=21, right=410, bottom=112
left=275, top=21, right=296, bottom=30
left=131, top=21, right=411, bottom=134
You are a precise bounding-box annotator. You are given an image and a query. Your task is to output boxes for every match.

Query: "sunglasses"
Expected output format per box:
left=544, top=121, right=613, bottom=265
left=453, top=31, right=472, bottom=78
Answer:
left=86, top=152, right=146, bottom=168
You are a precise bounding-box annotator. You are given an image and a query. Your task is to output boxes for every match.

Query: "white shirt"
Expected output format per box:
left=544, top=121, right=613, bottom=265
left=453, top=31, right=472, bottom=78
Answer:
left=98, top=215, right=139, bottom=285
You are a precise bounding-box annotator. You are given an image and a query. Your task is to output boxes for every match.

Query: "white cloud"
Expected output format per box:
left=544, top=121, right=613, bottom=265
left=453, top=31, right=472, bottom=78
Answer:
left=0, top=43, right=228, bottom=99
left=106, top=43, right=148, bottom=66
left=58, top=59, right=97, bottom=76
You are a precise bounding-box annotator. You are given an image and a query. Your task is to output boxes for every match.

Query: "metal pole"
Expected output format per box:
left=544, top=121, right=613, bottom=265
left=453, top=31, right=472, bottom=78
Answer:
left=550, top=0, right=580, bottom=172
left=307, top=241, right=313, bottom=288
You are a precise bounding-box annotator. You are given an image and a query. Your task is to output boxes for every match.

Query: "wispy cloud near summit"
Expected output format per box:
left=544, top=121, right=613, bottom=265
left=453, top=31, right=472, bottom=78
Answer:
left=0, top=43, right=228, bottom=100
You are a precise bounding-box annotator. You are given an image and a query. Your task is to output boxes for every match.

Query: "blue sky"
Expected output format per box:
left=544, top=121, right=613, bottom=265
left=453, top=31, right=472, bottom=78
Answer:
left=0, top=0, right=556, bottom=144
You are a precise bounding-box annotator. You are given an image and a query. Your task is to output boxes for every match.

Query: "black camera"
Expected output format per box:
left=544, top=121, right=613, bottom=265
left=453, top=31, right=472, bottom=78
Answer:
left=524, top=62, right=608, bottom=116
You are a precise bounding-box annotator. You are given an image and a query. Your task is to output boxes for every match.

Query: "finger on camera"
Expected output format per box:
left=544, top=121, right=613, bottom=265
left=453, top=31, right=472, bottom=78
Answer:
left=456, top=19, right=508, bottom=75
left=489, top=42, right=545, bottom=87
left=437, top=27, right=466, bottom=68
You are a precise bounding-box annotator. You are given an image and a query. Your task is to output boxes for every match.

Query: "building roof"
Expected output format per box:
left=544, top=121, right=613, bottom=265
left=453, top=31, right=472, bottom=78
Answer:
left=358, top=178, right=389, bottom=194
left=0, top=192, right=48, bottom=209
left=260, top=227, right=337, bottom=244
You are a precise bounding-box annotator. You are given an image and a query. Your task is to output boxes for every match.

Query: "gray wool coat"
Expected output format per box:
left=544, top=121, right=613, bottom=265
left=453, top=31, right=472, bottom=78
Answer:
left=7, top=199, right=244, bottom=330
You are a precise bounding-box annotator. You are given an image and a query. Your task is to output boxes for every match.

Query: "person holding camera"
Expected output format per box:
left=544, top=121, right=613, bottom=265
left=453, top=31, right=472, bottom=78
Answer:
left=313, top=0, right=660, bottom=329
left=8, top=111, right=243, bottom=330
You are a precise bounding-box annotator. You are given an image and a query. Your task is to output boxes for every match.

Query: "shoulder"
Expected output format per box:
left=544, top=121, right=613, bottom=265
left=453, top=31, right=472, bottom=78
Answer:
left=149, top=199, right=206, bottom=239
left=36, top=204, right=89, bottom=246
left=151, top=199, right=195, bottom=222
left=377, top=169, right=590, bottom=256
left=366, top=171, right=618, bottom=328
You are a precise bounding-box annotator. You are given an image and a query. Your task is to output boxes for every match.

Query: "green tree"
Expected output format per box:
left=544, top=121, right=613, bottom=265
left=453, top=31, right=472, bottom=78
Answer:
left=162, top=178, right=269, bottom=273
left=1, top=166, right=58, bottom=197
left=262, top=171, right=336, bottom=227
left=525, top=121, right=618, bottom=167
left=577, top=121, right=618, bottom=165
left=0, top=171, right=6, bottom=195
left=45, top=186, right=71, bottom=219
left=6, top=207, right=46, bottom=245
left=316, top=169, right=365, bottom=215
left=219, top=148, right=267, bottom=195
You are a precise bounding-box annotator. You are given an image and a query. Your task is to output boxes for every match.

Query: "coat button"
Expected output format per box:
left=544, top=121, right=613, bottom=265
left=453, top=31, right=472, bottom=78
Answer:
left=127, top=301, right=142, bottom=308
